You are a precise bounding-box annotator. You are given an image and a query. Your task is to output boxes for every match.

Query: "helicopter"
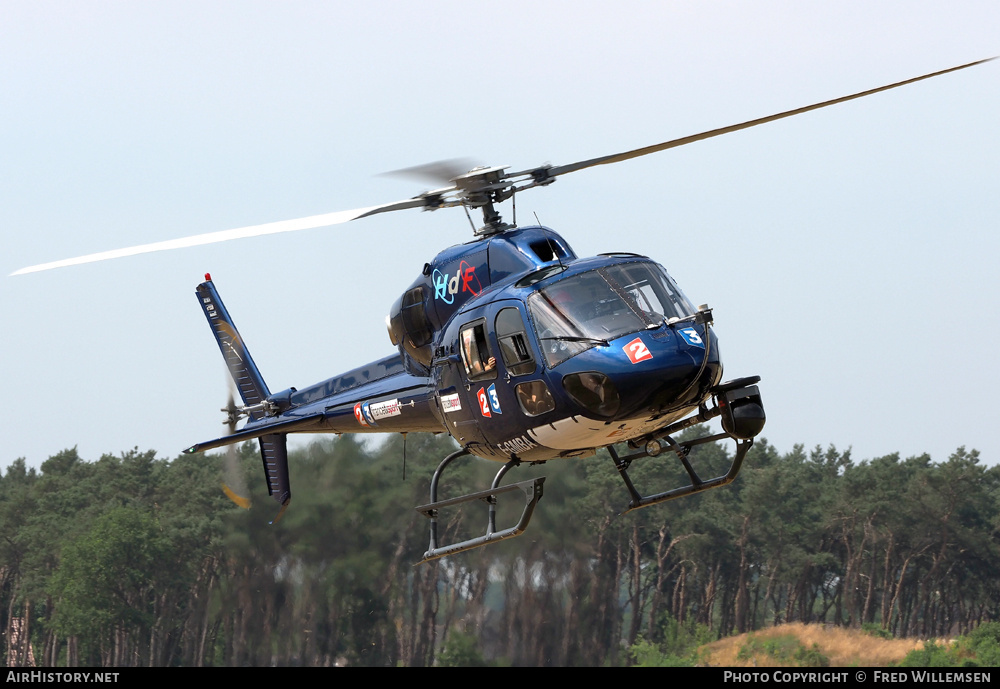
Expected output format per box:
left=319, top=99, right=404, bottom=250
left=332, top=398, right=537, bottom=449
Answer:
left=12, top=58, right=992, bottom=564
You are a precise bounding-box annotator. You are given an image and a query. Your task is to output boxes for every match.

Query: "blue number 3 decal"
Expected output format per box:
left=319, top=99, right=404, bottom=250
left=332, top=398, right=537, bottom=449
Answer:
left=487, top=383, right=502, bottom=414
left=679, top=328, right=705, bottom=348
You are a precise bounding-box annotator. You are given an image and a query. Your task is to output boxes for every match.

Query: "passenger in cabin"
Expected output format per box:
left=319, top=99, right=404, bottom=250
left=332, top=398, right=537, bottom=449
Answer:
left=461, top=326, right=496, bottom=378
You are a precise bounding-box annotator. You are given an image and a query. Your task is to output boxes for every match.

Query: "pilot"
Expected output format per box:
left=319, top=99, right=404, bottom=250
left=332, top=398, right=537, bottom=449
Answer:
left=517, top=381, right=553, bottom=416
left=546, top=286, right=575, bottom=314
left=522, top=388, right=543, bottom=415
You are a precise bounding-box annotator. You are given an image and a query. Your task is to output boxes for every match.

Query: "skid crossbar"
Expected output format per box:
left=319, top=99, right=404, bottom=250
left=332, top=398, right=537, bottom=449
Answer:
left=415, top=449, right=545, bottom=564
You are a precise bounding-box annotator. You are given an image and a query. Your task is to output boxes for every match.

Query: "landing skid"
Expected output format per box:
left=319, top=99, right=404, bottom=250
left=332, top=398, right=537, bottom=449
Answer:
left=609, top=376, right=764, bottom=513
left=415, top=449, right=545, bottom=565
left=413, top=377, right=763, bottom=563
left=610, top=434, right=752, bottom=513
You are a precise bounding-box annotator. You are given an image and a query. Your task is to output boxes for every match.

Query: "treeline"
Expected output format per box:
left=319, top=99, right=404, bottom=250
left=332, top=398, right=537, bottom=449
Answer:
left=1, top=429, right=998, bottom=666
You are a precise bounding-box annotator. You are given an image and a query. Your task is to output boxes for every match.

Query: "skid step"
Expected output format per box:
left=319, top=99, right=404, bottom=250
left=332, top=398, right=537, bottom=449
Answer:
left=416, top=475, right=545, bottom=565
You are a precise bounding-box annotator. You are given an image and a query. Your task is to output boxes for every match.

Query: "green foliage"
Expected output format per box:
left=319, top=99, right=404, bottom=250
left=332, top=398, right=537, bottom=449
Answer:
left=862, top=623, right=894, bottom=640
left=655, top=612, right=716, bottom=658
left=958, top=622, right=1000, bottom=666
left=738, top=633, right=796, bottom=663
left=737, top=634, right=830, bottom=667
left=2, top=433, right=999, bottom=667
left=795, top=643, right=831, bottom=668
left=625, top=613, right=713, bottom=666
left=437, top=632, right=488, bottom=667
left=897, top=641, right=959, bottom=667
left=899, top=623, right=1000, bottom=667
left=627, top=638, right=694, bottom=667
left=51, top=506, right=166, bottom=637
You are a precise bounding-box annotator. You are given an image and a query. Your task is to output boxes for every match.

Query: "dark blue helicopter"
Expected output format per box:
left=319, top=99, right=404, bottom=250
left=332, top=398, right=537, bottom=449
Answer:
left=190, top=222, right=764, bottom=561
left=12, top=59, right=991, bottom=563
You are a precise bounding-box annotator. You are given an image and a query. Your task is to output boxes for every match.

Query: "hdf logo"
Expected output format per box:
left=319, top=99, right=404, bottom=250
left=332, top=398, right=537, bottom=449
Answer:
left=432, top=261, right=481, bottom=304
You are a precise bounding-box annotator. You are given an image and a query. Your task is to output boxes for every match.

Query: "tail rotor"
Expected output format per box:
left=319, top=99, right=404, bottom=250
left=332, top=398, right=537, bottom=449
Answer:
left=221, top=384, right=251, bottom=509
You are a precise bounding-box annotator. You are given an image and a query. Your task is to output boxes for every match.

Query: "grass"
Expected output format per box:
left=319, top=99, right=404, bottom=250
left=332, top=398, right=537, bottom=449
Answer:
left=699, top=623, right=929, bottom=667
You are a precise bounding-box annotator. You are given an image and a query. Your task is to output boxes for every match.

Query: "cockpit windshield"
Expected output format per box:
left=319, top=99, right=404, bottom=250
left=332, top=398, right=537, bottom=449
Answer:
left=527, top=261, right=695, bottom=367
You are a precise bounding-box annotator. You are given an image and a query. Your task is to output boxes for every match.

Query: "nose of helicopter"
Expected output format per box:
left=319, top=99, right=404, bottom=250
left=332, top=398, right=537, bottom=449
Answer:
left=558, top=323, right=722, bottom=421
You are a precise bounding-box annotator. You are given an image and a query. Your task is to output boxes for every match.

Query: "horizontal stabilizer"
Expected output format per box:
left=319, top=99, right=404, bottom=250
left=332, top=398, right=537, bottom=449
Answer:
left=183, top=413, right=324, bottom=454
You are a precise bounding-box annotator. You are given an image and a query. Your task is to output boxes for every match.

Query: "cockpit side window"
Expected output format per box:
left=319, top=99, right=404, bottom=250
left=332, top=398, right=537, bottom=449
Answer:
left=459, top=320, right=497, bottom=381
left=495, top=307, right=535, bottom=376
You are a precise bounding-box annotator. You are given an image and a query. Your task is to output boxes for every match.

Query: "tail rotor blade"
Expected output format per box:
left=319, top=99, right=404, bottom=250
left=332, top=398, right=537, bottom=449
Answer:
left=222, top=482, right=251, bottom=510
left=221, top=385, right=251, bottom=510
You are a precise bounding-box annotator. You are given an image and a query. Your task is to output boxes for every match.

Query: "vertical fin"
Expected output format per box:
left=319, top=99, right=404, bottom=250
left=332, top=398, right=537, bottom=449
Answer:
left=196, top=274, right=289, bottom=519
left=259, top=433, right=291, bottom=522
left=196, top=275, right=271, bottom=416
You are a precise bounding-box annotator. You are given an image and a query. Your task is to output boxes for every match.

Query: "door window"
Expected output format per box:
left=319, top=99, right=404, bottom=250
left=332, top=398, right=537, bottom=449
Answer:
left=494, top=307, right=535, bottom=376
left=459, top=320, right=497, bottom=381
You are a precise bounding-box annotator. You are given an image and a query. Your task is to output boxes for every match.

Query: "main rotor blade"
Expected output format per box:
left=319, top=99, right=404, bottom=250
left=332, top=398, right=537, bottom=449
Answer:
left=382, top=158, right=480, bottom=185
left=545, top=58, right=995, bottom=178
left=11, top=197, right=427, bottom=276
left=12, top=57, right=993, bottom=278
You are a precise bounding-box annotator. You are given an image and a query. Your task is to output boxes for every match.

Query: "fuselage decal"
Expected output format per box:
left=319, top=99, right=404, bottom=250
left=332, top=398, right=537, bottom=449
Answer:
left=432, top=261, right=481, bottom=304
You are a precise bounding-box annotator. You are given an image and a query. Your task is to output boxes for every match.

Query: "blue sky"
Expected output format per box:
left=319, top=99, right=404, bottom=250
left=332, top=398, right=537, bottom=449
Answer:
left=3, top=2, right=998, bottom=470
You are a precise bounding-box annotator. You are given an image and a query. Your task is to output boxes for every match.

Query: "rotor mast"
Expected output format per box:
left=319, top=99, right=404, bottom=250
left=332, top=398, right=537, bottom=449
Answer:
left=421, top=164, right=558, bottom=237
